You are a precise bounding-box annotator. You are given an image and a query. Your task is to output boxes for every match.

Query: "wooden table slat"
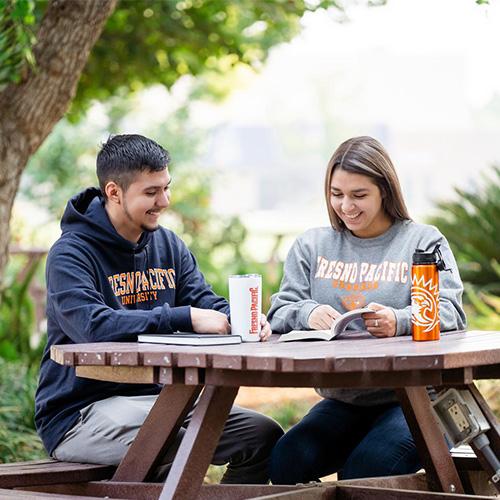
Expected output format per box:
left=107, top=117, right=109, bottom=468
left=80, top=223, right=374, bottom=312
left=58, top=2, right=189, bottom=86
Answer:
left=331, top=356, right=391, bottom=372
left=76, top=352, right=106, bottom=365
left=110, top=351, right=139, bottom=366
left=211, top=354, right=244, bottom=370
left=246, top=355, right=278, bottom=371
left=142, top=351, right=175, bottom=366
left=177, top=352, right=208, bottom=368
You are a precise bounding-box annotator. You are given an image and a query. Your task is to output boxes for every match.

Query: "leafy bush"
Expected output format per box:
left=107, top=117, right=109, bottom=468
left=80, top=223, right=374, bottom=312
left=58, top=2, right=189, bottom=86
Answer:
left=0, top=255, right=46, bottom=367
left=0, top=0, right=36, bottom=89
left=428, top=166, right=500, bottom=294
left=0, top=359, right=45, bottom=463
left=428, top=165, right=500, bottom=340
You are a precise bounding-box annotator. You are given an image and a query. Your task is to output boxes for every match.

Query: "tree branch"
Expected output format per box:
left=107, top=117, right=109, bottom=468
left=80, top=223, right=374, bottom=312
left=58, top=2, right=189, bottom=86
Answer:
left=0, top=0, right=117, bottom=157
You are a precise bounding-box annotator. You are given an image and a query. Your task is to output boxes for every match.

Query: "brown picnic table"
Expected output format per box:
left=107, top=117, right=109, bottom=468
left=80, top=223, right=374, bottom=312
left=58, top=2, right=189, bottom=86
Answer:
left=9, top=330, right=500, bottom=499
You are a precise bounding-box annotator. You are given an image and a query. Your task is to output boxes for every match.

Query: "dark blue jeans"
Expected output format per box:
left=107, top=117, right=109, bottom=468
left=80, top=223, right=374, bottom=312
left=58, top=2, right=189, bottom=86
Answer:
left=270, top=398, right=421, bottom=484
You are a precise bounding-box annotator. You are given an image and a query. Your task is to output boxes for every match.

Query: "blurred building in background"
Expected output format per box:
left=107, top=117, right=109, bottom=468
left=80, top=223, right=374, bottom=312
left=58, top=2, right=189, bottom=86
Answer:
left=197, top=0, right=500, bottom=241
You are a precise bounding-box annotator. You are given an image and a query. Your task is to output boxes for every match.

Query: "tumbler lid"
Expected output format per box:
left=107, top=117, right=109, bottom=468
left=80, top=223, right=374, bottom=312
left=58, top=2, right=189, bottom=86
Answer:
left=228, top=274, right=262, bottom=279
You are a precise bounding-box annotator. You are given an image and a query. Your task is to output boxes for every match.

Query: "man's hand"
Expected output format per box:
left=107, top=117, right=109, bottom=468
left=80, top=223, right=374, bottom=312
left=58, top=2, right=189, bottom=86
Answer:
left=190, top=307, right=231, bottom=335
left=308, top=304, right=341, bottom=330
left=259, top=313, right=272, bottom=342
left=362, top=302, right=396, bottom=338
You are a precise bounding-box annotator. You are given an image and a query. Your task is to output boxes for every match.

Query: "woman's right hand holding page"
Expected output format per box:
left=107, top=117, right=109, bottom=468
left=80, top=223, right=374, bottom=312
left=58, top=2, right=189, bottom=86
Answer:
left=308, top=304, right=341, bottom=330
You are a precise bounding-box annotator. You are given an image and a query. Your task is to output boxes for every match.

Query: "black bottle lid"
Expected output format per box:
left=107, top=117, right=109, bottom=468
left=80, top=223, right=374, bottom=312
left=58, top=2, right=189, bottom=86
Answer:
left=412, top=244, right=449, bottom=271
left=412, top=249, right=437, bottom=264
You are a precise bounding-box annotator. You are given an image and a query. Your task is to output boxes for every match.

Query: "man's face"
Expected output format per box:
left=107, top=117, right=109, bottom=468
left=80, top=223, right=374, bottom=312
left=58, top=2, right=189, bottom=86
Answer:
left=114, top=168, right=171, bottom=241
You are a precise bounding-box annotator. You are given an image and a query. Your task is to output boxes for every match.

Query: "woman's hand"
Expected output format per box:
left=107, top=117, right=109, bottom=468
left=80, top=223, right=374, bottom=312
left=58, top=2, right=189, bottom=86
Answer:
left=308, top=305, right=341, bottom=330
left=362, top=302, right=396, bottom=337
left=259, top=314, right=272, bottom=342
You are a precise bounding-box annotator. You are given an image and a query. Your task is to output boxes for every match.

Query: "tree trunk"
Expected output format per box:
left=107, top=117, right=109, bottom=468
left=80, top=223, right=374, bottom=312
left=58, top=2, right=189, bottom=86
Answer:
left=0, top=0, right=117, bottom=286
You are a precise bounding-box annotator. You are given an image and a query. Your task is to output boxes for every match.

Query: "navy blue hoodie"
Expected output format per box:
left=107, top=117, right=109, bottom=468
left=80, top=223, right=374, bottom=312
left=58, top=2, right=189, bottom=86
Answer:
left=35, top=188, right=229, bottom=455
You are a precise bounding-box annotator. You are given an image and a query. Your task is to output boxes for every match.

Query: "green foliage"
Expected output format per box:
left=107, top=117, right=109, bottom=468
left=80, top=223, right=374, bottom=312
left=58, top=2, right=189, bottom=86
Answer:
left=21, top=119, right=101, bottom=218
left=23, top=0, right=343, bottom=117
left=0, top=359, right=46, bottom=462
left=429, top=166, right=500, bottom=331
left=0, top=255, right=45, bottom=367
left=3, top=0, right=346, bottom=114
left=70, top=0, right=338, bottom=116
left=0, top=0, right=36, bottom=89
left=428, top=166, right=500, bottom=294
left=464, top=261, right=500, bottom=331
left=259, top=399, right=312, bottom=431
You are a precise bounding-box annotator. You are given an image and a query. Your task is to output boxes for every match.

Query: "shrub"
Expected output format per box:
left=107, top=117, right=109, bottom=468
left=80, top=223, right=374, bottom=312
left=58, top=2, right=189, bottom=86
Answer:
left=0, top=359, right=46, bottom=463
left=0, top=255, right=46, bottom=367
left=428, top=166, right=500, bottom=294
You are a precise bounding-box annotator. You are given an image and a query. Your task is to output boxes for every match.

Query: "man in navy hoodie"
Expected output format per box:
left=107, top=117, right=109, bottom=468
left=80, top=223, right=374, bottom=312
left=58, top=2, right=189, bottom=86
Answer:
left=35, top=134, right=283, bottom=483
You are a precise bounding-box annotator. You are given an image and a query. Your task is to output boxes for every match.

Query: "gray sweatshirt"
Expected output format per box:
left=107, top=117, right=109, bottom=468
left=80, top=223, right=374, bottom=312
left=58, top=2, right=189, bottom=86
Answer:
left=268, top=220, right=466, bottom=405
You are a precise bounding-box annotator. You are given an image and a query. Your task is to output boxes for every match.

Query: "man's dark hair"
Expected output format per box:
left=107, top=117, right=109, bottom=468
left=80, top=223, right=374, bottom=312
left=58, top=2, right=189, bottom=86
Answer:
left=96, top=134, right=171, bottom=198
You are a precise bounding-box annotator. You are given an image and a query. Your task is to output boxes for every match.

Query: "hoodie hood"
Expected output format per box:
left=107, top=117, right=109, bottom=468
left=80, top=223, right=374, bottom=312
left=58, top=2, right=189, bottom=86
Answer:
left=61, top=187, right=152, bottom=252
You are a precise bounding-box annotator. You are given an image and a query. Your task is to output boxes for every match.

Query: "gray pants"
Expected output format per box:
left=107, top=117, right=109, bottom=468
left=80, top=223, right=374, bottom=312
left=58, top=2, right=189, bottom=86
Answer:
left=53, top=395, right=284, bottom=484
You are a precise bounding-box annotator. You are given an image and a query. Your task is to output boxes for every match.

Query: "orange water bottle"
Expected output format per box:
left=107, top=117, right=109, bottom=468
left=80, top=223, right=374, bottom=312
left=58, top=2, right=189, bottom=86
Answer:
left=411, top=245, right=448, bottom=341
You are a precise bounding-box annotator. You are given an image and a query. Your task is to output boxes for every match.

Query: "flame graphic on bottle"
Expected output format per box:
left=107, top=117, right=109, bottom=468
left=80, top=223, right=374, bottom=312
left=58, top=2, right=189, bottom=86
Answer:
left=411, top=274, right=439, bottom=333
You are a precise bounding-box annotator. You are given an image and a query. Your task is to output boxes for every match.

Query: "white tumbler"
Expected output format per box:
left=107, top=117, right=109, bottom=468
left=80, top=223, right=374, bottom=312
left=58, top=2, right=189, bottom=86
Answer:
left=228, top=274, right=262, bottom=342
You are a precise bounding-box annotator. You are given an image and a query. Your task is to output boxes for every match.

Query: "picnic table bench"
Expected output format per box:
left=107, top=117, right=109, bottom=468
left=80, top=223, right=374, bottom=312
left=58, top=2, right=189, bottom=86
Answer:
left=2, top=329, right=499, bottom=499
left=0, top=459, right=115, bottom=489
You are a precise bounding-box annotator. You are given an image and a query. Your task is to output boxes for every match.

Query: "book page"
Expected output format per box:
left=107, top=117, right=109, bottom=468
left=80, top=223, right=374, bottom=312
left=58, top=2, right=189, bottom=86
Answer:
left=331, top=307, right=373, bottom=338
left=276, top=307, right=373, bottom=343
left=276, top=329, right=331, bottom=342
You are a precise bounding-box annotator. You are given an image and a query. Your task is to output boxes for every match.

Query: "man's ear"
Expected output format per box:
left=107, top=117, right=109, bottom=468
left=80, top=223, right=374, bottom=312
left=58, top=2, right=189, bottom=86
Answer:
left=104, top=181, right=122, bottom=204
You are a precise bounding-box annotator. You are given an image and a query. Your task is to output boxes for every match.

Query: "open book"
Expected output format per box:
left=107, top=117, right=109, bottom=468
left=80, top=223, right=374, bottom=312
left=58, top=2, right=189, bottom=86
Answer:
left=277, top=307, right=373, bottom=342
left=138, top=333, right=242, bottom=346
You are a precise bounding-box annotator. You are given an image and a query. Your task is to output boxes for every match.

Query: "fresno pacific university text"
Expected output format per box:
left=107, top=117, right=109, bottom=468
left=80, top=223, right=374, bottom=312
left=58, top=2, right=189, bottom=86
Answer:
left=315, top=257, right=409, bottom=284
left=108, top=268, right=176, bottom=305
left=250, top=286, right=259, bottom=334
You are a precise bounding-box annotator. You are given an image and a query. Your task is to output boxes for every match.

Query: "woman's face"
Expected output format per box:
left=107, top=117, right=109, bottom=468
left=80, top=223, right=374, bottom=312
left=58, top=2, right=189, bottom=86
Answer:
left=330, top=168, right=392, bottom=238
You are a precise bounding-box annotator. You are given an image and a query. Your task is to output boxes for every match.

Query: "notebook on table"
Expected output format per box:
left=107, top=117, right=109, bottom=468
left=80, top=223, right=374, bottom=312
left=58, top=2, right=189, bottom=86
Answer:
left=138, top=333, right=242, bottom=346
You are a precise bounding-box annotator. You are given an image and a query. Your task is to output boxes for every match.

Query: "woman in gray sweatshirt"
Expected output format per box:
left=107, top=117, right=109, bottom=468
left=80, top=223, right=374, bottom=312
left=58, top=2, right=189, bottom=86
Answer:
left=268, top=136, right=466, bottom=484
